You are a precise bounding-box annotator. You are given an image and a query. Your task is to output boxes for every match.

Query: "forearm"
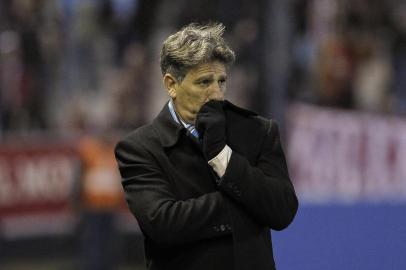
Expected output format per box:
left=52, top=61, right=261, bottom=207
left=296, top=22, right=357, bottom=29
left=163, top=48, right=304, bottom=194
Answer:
left=217, top=150, right=298, bottom=230
left=208, top=122, right=298, bottom=230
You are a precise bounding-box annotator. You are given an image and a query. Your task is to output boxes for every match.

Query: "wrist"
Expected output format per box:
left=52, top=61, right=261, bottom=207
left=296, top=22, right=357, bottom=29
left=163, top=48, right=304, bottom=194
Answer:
left=204, top=140, right=226, bottom=160
left=208, top=145, right=232, bottom=178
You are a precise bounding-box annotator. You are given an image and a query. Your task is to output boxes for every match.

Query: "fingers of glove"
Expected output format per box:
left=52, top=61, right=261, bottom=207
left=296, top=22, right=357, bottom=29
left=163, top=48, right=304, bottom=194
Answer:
left=198, top=100, right=224, bottom=115
left=195, top=114, right=211, bottom=128
left=196, top=115, right=225, bottom=137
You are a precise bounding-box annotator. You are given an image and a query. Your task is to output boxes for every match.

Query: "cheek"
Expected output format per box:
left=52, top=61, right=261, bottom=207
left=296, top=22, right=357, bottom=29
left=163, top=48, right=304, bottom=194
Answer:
left=184, top=87, right=208, bottom=104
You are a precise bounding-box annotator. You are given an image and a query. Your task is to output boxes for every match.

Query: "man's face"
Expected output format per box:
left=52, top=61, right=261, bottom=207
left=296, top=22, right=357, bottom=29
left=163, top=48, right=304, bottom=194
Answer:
left=169, top=61, right=227, bottom=124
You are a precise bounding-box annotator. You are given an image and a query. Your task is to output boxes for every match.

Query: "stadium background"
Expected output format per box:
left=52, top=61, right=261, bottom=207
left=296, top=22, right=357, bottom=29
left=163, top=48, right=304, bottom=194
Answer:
left=0, top=0, right=405, bottom=269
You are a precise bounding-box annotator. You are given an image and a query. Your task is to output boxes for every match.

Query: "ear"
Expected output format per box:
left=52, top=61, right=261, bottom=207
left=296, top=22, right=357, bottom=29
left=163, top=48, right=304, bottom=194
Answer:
left=163, top=74, right=178, bottom=98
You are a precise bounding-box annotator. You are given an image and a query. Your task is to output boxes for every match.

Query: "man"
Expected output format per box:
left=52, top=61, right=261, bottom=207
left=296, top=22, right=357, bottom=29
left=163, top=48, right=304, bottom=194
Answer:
left=115, top=22, right=298, bottom=270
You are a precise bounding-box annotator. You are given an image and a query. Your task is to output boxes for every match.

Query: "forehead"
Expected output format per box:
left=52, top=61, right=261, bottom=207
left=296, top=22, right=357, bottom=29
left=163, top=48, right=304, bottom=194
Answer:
left=185, top=61, right=227, bottom=79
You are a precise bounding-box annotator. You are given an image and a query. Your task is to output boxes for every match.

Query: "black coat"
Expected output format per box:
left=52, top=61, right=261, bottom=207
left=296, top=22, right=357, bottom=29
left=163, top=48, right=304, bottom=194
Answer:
left=115, top=100, right=298, bottom=270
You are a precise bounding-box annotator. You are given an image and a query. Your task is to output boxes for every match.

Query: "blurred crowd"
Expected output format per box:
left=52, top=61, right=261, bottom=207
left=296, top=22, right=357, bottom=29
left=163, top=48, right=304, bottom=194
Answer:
left=0, top=0, right=154, bottom=136
left=0, top=0, right=405, bottom=137
left=0, top=0, right=263, bottom=137
left=289, top=0, right=406, bottom=113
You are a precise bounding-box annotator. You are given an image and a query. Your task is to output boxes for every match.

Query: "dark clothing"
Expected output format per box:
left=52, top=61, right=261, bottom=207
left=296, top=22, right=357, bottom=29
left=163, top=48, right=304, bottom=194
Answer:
left=115, top=100, right=298, bottom=270
left=80, top=211, right=119, bottom=270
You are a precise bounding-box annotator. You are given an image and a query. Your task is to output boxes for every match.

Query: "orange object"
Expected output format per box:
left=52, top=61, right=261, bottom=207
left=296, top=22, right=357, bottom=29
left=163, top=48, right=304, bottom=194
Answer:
left=78, top=136, right=123, bottom=211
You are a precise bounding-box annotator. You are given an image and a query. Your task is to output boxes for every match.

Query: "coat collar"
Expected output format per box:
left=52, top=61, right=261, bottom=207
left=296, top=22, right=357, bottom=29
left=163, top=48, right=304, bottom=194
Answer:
left=152, top=100, right=258, bottom=148
left=152, top=101, right=184, bottom=148
left=223, top=100, right=258, bottom=116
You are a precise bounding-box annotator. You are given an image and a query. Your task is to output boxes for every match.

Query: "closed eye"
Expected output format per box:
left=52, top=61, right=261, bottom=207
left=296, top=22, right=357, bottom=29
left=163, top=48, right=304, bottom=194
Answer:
left=198, top=79, right=212, bottom=87
left=218, top=77, right=227, bottom=88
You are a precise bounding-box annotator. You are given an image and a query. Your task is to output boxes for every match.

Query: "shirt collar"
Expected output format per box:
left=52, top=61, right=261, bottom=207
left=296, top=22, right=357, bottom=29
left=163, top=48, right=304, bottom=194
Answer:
left=168, top=99, right=199, bottom=138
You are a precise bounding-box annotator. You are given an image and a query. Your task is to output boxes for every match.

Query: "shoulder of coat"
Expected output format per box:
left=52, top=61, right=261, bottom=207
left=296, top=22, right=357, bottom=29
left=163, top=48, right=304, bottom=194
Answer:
left=118, top=124, right=158, bottom=146
left=223, top=100, right=258, bottom=116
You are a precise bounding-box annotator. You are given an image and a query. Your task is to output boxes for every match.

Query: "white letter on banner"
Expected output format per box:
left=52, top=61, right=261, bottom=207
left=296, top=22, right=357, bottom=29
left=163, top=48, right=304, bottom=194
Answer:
left=16, top=156, right=49, bottom=201
left=16, top=155, right=76, bottom=202
left=0, top=159, right=14, bottom=206
left=47, top=156, right=76, bottom=198
left=363, top=119, right=392, bottom=200
left=385, top=121, right=406, bottom=199
left=334, top=115, right=363, bottom=202
left=310, top=128, right=336, bottom=201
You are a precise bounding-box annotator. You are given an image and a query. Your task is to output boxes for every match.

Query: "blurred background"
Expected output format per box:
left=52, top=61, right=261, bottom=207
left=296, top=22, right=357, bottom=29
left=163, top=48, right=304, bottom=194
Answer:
left=0, top=0, right=405, bottom=269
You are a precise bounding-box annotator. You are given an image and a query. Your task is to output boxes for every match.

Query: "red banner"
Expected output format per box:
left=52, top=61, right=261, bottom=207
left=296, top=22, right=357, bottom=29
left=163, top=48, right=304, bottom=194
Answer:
left=0, top=139, right=140, bottom=238
left=0, top=141, right=80, bottom=238
left=287, top=103, right=406, bottom=203
left=0, top=142, right=79, bottom=216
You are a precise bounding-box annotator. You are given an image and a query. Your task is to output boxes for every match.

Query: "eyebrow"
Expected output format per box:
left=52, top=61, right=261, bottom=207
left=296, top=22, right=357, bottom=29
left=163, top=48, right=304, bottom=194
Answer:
left=194, top=74, right=227, bottom=83
left=194, top=75, right=213, bottom=83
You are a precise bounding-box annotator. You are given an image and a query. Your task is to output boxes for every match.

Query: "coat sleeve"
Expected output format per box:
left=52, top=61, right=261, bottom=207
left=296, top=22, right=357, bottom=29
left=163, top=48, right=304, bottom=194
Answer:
left=218, top=120, right=298, bottom=230
left=115, top=138, right=233, bottom=246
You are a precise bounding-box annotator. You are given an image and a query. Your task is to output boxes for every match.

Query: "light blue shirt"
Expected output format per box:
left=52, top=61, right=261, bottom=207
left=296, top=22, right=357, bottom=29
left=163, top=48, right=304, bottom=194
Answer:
left=168, top=99, right=199, bottom=138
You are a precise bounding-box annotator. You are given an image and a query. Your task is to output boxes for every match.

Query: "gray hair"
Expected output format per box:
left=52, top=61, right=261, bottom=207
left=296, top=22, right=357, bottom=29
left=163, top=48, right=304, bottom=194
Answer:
left=160, top=22, right=236, bottom=81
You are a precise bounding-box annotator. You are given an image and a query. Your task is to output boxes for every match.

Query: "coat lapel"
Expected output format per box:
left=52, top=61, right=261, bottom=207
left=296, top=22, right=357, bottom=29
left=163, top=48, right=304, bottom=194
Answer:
left=152, top=101, right=184, bottom=148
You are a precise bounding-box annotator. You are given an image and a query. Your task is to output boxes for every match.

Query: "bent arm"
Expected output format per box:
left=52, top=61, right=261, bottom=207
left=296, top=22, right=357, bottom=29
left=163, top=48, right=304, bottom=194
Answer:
left=218, top=121, right=298, bottom=230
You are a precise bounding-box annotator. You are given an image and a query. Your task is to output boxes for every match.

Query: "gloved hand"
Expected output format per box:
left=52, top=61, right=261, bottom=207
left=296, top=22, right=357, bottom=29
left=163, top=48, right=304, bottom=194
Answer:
left=195, top=100, right=226, bottom=160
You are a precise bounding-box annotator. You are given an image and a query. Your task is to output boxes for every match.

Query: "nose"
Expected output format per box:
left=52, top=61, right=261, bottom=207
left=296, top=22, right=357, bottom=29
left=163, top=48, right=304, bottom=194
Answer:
left=208, top=83, right=224, bottom=101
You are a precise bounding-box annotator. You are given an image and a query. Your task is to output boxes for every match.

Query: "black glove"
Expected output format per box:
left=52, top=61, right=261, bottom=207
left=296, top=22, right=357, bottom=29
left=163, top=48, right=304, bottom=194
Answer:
left=195, top=100, right=226, bottom=160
